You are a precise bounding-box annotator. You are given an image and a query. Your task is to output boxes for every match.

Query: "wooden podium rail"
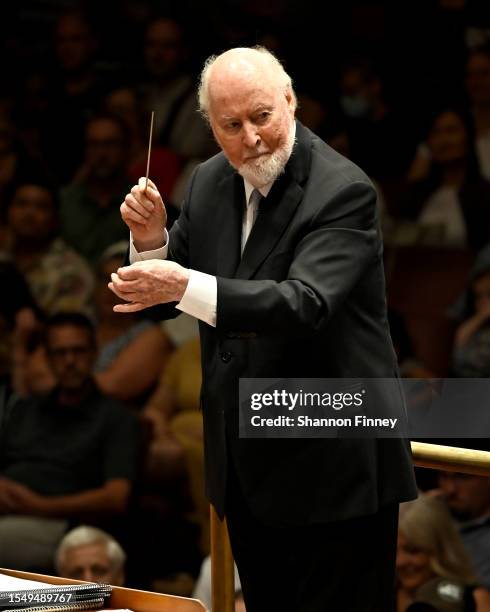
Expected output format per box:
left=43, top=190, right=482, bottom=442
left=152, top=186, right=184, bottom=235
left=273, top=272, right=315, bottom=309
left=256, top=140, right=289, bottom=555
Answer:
left=0, top=569, right=206, bottom=612
left=411, top=441, right=490, bottom=476
left=4, top=444, right=490, bottom=612
left=210, top=442, right=490, bottom=612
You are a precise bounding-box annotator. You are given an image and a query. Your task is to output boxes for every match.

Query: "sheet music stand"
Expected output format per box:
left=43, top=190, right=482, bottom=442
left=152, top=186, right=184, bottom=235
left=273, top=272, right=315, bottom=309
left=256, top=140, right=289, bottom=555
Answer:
left=0, top=569, right=206, bottom=612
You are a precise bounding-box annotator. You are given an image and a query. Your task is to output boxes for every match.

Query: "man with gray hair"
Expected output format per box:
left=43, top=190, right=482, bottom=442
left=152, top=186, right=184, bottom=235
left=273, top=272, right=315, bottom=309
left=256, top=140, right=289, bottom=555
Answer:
left=55, top=525, right=126, bottom=586
left=111, top=46, right=417, bottom=611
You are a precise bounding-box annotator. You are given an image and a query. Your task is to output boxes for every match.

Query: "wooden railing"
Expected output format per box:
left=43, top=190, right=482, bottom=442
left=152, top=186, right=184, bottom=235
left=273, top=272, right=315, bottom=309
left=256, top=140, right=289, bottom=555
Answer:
left=210, top=442, right=490, bottom=612
left=411, top=442, right=490, bottom=477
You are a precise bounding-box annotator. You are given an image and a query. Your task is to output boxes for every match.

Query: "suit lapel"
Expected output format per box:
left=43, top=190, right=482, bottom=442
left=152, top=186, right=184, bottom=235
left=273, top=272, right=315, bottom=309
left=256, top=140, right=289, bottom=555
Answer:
left=235, top=121, right=312, bottom=280
left=216, top=170, right=244, bottom=279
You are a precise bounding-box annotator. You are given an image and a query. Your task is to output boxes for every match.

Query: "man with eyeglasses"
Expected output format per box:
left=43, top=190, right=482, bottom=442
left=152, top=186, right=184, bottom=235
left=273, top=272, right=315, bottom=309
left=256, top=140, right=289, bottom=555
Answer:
left=438, top=470, right=490, bottom=589
left=0, top=312, right=137, bottom=572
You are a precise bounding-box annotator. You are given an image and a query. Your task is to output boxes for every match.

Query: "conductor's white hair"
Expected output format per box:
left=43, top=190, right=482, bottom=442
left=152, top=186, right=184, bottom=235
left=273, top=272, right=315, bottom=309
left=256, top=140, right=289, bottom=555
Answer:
left=55, top=526, right=126, bottom=573
left=198, top=46, right=296, bottom=120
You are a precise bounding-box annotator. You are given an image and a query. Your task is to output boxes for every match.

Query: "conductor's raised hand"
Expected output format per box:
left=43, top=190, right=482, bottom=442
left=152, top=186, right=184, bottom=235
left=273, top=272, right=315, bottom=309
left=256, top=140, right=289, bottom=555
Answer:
left=121, top=177, right=167, bottom=251
left=108, top=260, right=190, bottom=313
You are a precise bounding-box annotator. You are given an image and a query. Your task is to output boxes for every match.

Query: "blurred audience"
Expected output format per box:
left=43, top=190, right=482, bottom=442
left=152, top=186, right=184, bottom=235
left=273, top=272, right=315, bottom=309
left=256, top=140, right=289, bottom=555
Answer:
left=10, top=241, right=171, bottom=404
left=143, top=337, right=206, bottom=548
left=93, top=242, right=172, bottom=404
left=337, top=58, right=417, bottom=185
left=295, top=91, right=327, bottom=134
left=0, top=106, right=48, bottom=227
left=0, top=1, right=488, bottom=592
left=11, top=326, right=57, bottom=398
left=0, top=181, right=94, bottom=316
left=397, top=495, right=490, bottom=611
left=40, top=10, right=107, bottom=183
left=60, top=115, right=131, bottom=266
left=0, top=260, right=40, bottom=383
left=0, top=312, right=138, bottom=572
left=138, top=16, right=217, bottom=204
left=466, top=45, right=490, bottom=180
left=400, top=107, right=490, bottom=249
left=56, top=525, right=126, bottom=586
left=105, top=86, right=182, bottom=211
left=452, top=244, right=490, bottom=377
left=143, top=336, right=201, bottom=465
left=438, top=471, right=490, bottom=589
left=388, top=309, right=434, bottom=378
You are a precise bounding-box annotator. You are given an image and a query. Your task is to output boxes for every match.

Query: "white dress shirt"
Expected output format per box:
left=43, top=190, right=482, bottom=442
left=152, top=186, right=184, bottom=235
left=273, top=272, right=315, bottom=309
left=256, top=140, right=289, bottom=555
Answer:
left=129, top=178, right=273, bottom=327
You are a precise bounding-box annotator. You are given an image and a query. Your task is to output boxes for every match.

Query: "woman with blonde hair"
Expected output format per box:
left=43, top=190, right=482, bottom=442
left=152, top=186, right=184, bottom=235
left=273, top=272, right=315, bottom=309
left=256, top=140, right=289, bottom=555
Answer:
left=397, top=494, right=490, bottom=611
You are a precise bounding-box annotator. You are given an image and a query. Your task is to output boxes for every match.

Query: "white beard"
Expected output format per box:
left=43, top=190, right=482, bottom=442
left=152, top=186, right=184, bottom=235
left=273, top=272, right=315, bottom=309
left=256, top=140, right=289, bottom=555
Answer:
left=237, top=122, right=296, bottom=187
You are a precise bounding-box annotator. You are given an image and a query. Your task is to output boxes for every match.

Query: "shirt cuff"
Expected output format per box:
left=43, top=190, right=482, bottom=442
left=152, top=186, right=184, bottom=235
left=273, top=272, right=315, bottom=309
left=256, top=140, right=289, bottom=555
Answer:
left=176, top=270, right=217, bottom=327
left=129, top=230, right=169, bottom=262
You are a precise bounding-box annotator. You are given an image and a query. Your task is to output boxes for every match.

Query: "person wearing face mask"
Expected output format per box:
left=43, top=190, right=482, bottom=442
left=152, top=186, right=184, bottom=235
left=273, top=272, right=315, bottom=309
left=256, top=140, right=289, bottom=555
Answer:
left=337, top=58, right=418, bottom=186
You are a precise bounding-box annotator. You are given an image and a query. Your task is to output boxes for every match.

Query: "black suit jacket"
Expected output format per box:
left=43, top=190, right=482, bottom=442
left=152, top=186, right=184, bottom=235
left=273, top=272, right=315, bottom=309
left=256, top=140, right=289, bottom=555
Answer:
left=156, top=121, right=417, bottom=525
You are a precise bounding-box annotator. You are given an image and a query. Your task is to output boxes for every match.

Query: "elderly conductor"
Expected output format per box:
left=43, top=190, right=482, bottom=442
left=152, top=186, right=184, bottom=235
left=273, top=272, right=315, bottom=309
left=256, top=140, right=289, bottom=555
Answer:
left=110, top=47, right=417, bottom=611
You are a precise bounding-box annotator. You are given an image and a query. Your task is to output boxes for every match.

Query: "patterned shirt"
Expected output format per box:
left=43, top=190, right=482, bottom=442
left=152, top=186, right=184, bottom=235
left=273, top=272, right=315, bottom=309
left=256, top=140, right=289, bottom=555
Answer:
left=1, top=238, right=95, bottom=316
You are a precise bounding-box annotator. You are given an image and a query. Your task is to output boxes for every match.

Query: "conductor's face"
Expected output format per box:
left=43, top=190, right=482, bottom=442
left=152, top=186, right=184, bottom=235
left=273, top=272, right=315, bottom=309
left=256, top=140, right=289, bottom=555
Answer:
left=207, top=51, right=296, bottom=187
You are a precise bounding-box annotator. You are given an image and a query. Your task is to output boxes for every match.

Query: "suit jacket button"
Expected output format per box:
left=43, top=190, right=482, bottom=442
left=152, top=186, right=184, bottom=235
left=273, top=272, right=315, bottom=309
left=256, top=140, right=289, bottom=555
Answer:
left=220, top=351, right=232, bottom=363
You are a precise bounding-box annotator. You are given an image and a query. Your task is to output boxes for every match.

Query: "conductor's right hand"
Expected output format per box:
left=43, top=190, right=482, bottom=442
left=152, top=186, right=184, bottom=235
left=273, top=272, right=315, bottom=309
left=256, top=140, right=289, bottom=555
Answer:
left=121, top=177, right=167, bottom=252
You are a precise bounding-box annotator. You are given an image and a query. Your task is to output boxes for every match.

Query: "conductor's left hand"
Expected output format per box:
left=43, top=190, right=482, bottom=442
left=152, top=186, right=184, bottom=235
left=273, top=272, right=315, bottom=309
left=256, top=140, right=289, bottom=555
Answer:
left=109, top=260, right=190, bottom=313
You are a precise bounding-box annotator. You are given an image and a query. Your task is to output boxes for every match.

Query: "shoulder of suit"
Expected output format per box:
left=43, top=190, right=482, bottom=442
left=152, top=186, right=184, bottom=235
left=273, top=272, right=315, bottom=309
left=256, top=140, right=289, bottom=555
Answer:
left=308, top=130, right=375, bottom=193
left=191, top=128, right=375, bottom=196
left=195, top=150, right=231, bottom=177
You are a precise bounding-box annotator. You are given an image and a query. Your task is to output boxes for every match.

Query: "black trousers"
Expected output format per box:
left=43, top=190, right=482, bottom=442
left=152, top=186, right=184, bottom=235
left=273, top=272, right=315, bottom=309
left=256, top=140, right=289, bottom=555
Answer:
left=225, top=462, right=399, bottom=612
